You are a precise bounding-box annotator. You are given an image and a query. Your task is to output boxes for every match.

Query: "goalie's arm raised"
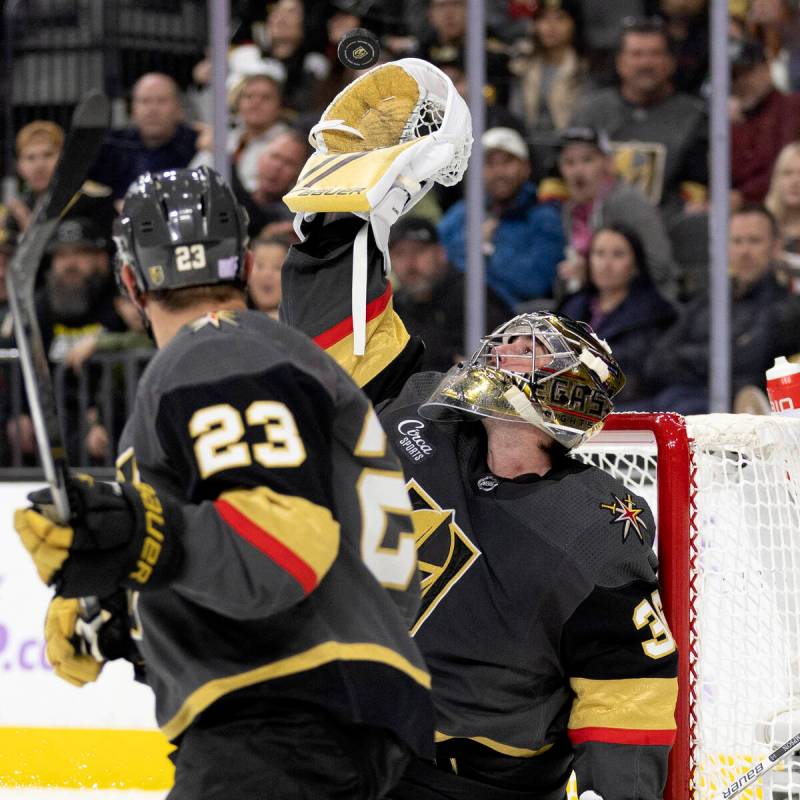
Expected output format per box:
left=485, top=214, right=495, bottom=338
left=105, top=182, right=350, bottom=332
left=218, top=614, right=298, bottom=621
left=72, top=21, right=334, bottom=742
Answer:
left=280, top=58, right=471, bottom=404
left=281, top=214, right=425, bottom=404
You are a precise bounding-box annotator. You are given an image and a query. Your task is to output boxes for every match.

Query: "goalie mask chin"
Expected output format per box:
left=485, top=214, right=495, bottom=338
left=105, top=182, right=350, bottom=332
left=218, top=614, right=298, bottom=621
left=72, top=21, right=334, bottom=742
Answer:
left=418, top=313, right=626, bottom=450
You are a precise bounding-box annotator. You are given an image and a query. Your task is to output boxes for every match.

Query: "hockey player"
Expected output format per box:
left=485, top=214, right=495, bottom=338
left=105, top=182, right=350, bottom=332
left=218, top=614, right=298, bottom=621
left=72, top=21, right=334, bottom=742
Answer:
left=280, top=59, right=679, bottom=799
left=13, top=166, right=434, bottom=799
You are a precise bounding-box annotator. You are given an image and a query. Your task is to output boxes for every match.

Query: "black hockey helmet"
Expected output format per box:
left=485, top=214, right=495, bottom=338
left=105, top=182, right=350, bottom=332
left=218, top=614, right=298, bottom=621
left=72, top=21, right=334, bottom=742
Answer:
left=113, top=166, right=249, bottom=293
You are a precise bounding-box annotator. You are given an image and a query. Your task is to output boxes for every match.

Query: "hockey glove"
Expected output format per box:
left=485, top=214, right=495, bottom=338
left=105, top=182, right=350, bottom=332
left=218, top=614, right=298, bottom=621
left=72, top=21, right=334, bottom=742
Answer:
left=45, top=596, right=104, bottom=687
left=284, top=58, right=472, bottom=355
left=45, top=590, right=142, bottom=688
left=15, top=476, right=184, bottom=598
left=285, top=59, right=471, bottom=225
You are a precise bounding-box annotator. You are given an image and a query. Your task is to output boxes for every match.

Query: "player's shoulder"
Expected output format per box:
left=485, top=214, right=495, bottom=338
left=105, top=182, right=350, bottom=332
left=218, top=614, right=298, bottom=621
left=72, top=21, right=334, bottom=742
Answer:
left=558, top=459, right=659, bottom=587
left=140, top=309, right=339, bottom=396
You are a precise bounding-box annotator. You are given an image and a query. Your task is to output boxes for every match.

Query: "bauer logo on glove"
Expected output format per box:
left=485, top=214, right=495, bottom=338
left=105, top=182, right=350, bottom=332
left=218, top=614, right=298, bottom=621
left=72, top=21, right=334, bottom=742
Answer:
left=14, top=476, right=184, bottom=598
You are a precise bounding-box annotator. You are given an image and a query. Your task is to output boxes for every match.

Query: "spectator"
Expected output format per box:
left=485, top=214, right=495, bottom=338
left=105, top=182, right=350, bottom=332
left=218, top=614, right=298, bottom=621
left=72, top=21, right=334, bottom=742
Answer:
left=729, top=37, right=800, bottom=207
left=747, top=0, right=800, bottom=93
left=35, top=218, right=126, bottom=366
left=4, top=121, right=62, bottom=237
left=89, top=73, right=201, bottom=200
left=247, top=236, right=289, bottom=319
left=509, top=0, right=589, bottom=181
left=642, top=205, right=800, bottom=412
left=388, top=217, right=512, bottom=372
left=3, top=121, right=115, bottom=243
left=9, top=218, right=127, bottom=464
left=192, top=71, right=289, bottom=193
left=414, top=0, right=511, bottom=105
left=556, top=126, right=679, bottom=301
left=438, top=126, right=566, bottom=309
left=236, top=129, right=309, bottom=238
left=765, top=141, right=800, bottom=290
left=571, top=17, right=709, bottom=220
left=250, top=0, right=331, bottom=115
left=579, top=0, right=648, bottom=88
left=557, top=223, right=677, bottom=409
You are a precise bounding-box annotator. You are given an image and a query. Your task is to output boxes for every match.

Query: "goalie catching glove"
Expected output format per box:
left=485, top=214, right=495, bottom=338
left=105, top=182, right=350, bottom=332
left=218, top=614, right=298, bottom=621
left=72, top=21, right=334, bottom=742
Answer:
left=284, top=58, right=472, bottom=354
left=14, top=476, right=184, bottom=598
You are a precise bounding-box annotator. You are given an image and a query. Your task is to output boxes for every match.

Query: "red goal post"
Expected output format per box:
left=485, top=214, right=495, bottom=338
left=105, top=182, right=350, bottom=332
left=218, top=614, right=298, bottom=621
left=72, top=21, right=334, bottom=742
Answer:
left=576, top=411, right=800, bottom=800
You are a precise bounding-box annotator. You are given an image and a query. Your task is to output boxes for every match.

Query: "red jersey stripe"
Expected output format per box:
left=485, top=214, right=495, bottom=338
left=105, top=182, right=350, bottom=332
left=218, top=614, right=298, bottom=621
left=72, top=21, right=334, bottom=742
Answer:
left=567, top=727, right=676, bottom=746
left=314, top=283, right=393, bottom=350
left=214, top=498, right=318, bottom=595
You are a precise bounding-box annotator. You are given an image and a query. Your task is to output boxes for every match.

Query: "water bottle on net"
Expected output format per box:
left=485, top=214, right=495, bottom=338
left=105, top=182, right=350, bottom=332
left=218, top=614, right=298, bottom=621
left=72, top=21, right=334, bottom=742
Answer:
left=765, top=356, right=800, bottom=416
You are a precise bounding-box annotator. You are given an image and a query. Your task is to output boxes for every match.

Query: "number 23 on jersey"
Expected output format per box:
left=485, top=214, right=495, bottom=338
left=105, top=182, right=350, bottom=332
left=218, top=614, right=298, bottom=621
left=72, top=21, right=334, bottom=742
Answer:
left=190, top=401, right=417, bottom=591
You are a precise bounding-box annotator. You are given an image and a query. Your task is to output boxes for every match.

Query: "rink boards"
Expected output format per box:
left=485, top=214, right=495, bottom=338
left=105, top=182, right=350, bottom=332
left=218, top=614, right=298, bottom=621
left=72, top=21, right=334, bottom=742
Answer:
left=0, top=482, right=172, bottom=791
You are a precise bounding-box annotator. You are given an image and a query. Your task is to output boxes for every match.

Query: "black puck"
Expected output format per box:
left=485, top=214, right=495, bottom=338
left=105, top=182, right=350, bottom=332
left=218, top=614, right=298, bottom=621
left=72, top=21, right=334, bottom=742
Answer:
left=337, top=28, right=381, bottom=70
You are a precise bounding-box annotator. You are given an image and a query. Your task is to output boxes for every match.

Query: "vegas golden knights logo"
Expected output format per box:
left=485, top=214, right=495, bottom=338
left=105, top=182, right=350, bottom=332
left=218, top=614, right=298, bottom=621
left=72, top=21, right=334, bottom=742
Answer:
left=407, top=479, right=481, bottom=635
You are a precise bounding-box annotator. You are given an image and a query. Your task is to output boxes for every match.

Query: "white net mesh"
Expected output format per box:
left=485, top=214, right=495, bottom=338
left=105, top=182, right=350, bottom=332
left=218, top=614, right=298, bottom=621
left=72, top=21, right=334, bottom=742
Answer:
left=399, top=59, right=472, bottom=187
left=574, top=413, right=800, bottom=800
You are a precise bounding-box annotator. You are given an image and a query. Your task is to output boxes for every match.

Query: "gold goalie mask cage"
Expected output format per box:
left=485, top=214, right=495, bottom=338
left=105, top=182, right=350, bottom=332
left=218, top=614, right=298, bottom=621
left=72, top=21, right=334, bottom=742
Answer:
left=284, top=58, right=473, bottom=355
left=419, top=313, right=626, bottom=450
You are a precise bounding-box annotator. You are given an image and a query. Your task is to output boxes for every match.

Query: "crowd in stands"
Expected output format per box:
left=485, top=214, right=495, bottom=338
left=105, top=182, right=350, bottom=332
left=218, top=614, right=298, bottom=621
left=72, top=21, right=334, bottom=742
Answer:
left=2, top=0, right=800, bottom=467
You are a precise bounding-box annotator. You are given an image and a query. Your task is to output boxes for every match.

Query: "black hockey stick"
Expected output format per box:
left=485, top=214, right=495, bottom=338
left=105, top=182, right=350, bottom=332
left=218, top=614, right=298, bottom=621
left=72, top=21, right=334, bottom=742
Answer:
left=715, top=730, right=800, bottom=799
left=6, top=91, right=110, bottom=525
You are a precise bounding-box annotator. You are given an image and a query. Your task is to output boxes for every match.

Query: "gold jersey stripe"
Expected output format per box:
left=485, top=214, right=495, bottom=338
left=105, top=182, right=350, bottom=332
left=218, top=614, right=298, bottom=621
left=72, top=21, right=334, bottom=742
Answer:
left=162, top=640, right=432, bottom=740
left=435, top=731, right=554, bottom=758
left=217, top=486, right=340, bottom=590
left=325, top=310, right=409, bottom=388
left=0, top=727, right=173, bottom=788
left=568, top=676, right=678, bottom=731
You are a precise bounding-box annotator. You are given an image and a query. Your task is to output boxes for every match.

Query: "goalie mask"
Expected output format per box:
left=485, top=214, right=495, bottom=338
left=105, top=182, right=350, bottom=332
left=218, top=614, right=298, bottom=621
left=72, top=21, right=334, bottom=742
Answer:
left=418, top=313, right=625, bottom=450
left=113, top=166, right=249, bottom=293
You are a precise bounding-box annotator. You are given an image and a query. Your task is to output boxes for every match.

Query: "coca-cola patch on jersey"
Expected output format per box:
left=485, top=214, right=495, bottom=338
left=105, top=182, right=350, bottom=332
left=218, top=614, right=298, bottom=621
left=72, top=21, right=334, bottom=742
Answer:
left=395, top=418, right=436, bottom=463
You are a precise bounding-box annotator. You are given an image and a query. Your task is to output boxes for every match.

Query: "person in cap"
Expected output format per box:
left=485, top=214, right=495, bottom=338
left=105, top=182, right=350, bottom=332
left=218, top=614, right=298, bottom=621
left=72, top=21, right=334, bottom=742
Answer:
left=12, top=166, right=435, bottom=799
left=730, top=36, right=800, bottom=207
left=37, top=217, right=125, bottom=367
left=389, top=216, right=511, bottom=372
left=6, top=217, right=127, bottom=464
left=556, top=125, right=679, bottom=301
left=281, top=60, right=678, bottom=798
left=439, top=126, right=566, bottom=309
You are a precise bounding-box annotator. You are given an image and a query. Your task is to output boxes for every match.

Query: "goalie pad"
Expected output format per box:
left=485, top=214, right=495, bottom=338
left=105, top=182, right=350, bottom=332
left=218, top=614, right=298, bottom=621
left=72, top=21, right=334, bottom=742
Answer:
left=284, top=59, right=472, bottom=355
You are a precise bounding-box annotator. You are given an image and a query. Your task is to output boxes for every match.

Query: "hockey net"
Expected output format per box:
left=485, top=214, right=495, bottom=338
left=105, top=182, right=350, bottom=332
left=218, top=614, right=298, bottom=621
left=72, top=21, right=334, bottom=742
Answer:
left=573, top=412, right=800, bottom=800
